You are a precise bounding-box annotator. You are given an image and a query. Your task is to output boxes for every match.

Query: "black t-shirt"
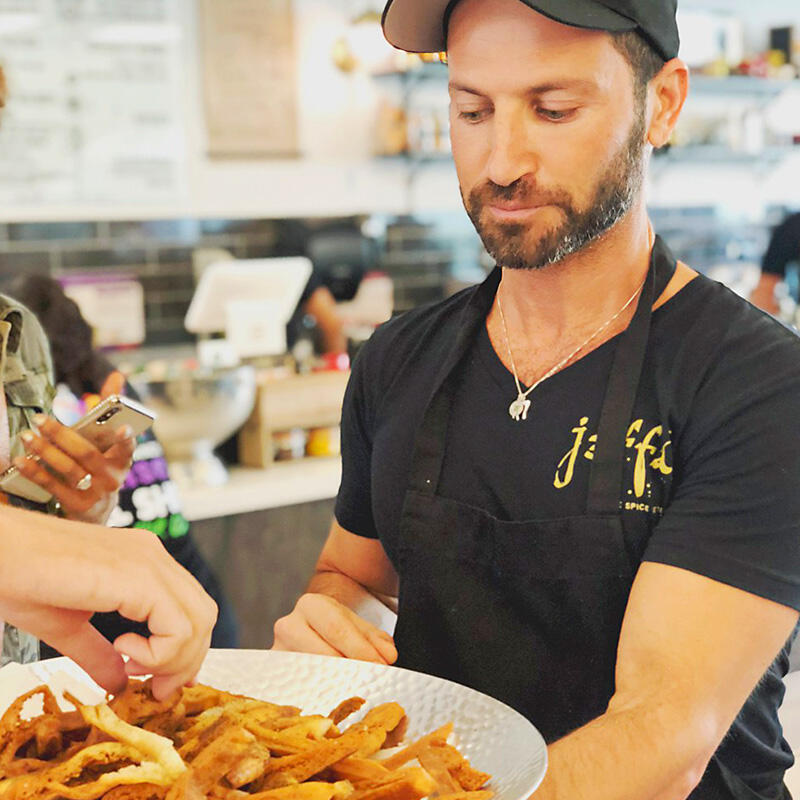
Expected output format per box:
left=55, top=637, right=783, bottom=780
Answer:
left=336, top=269, right=800, bottom=796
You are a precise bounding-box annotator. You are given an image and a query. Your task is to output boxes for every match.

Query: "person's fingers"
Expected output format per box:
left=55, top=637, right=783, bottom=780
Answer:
left=296, top=594, right=393, bottom=664
left=42, top=618, right=128, bottom=695
left=19, top=433, right=99, bottom=491
left=111, top=544, right=217, bottom=693
left=359, top=623, right=398, bottom=664
left=100, top=371, right=126, bottom=400
left=29, top=417, right=118, bottom=492
left=273, top=612, right=346, bottom=657
left=101, top=427, right=136, bottom=471
left=115, top=626, right=213, bottom=701
left=13, top=454, right=102, bottom=513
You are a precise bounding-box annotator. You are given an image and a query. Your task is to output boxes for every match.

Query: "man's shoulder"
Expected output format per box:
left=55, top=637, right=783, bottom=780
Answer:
left=365, top=282, right=481, bottom=360
left=660, top=271, right=800, bottom=354
left=655, top=272, right=800, bottom=416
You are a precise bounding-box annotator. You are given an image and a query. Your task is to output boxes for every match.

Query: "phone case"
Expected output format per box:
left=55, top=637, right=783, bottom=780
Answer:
left=72, top=394, right=156, bottom=446
left=0, top=395, right=157, bottom=504
left=0, top=465, right=53, bottom=504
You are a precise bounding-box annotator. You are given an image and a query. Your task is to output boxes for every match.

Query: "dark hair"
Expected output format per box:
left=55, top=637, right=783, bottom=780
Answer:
left=611, top=30, right=666, bottom=102
left=10, top=273, right=115, bottom=396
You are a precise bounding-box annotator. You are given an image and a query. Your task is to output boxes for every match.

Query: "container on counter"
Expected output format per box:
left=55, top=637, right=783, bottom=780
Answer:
left=306, top=426, right=341, bottom=458
left=272, top=428, right=309, bottom=462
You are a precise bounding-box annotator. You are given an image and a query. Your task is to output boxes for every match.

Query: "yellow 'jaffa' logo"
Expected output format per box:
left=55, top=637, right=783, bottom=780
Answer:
left=554, top=417, right=672, bottom=499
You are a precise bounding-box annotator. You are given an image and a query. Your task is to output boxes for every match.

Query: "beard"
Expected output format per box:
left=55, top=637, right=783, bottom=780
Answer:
left=463, top=110, right=648, bottom=271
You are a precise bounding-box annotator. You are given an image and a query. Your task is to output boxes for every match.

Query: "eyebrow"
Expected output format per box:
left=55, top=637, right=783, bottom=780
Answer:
left=448, top=79, right=598, bottom=96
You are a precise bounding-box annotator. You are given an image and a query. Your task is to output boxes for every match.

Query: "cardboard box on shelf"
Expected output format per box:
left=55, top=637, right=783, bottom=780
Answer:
left=238, top=370, right=350, bottom=467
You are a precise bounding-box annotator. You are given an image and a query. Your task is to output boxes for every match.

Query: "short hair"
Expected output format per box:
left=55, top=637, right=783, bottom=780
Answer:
left=610, top=30, right=666, bottom=99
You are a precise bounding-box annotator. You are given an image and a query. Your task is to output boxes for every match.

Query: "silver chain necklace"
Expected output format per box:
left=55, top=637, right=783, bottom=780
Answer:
left=496, top=276, right=647, bottom=421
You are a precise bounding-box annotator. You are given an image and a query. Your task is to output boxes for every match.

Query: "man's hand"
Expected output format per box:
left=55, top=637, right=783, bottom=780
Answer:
left=273, top=593, right=397, bottom=665
left=13, top=372, right=135, bottom=523
left=0, top=512, right=217, bottom=700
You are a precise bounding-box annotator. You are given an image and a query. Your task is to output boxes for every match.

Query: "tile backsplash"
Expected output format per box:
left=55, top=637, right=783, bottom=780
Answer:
left=0, top=218, right=335, bottom=345
left=0, top=207, right=791, bottom=346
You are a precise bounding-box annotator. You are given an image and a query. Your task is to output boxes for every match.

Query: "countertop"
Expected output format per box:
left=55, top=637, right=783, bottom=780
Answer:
left=176, top=457, right=341, bottom=521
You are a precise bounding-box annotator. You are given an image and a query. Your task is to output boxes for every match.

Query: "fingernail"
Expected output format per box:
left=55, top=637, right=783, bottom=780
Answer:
left=117, top=425, right=133, bottom=438
left=20, top=431, right=34, bottom=444
left=32, top=414, right=47, bottom=427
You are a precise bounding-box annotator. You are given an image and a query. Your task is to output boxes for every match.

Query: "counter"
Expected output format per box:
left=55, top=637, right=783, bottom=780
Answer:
left=176, top=457, right=341, bottom=521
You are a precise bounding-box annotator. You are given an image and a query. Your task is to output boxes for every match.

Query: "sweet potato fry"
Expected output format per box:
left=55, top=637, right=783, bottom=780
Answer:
left=254, top=730, right=365, bottom=790
left=328, top=698, right=365, bottom=726
left=425, top=742, right=491, bottom=791
left=225, top=742, right=271, bottom=788
left=326, top=756, right=390, bottom=784
left=379, top=723, right=454, bottom=770
left=248, top=782, right=352, bottom=800
left=348, top=767, right=437, bottom=800
left=417, top=746, right=460, bottom=793
left=170, top=725, right=255, bottom=798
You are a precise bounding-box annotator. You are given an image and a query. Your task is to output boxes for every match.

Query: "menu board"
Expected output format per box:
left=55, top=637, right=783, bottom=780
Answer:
left=198, top=0, right=298, bottom=157
left=0, top=0, right=186, bottom=207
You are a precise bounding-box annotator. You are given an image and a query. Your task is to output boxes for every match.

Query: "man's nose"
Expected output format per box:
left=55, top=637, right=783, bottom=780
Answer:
left=486, top=108, right=537, bottom=187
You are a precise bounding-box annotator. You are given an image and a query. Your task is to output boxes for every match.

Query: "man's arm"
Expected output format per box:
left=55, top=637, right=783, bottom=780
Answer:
left=534, top=562, right=798, bottom=800
left=272, top=520, right=399, bottom=663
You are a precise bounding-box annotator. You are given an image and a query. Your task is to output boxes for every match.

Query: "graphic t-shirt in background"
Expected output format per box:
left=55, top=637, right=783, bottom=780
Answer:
left=335, top=270, right=800, bottom=798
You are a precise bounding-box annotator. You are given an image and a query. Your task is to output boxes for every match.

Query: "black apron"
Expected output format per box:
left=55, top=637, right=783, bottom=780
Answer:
left=391, top=239, right=761, bottom=798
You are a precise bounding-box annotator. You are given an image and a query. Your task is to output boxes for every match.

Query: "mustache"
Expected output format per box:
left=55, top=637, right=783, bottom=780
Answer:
left=468, top=178, right=569, bottom=209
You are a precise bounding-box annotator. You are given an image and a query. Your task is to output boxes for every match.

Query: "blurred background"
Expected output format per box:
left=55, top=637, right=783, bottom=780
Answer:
left=0, top=0, right=799, bottom=647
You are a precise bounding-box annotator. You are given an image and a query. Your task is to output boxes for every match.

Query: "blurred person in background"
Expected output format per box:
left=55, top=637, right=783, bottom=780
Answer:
left=750, top=211, right=800, bottom=316
left=0, top=62, right=216, bottom=699
left=11, top=274, right=239, bottom=652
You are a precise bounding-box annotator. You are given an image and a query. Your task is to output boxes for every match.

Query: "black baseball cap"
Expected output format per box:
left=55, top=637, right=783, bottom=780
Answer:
left=382, top=0, right=680, bottom=62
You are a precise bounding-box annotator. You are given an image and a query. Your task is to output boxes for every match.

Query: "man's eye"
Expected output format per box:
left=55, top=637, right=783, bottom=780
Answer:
left=458, top=109, right=489, bottom=123
left=537, top=108, right=575, bottom=122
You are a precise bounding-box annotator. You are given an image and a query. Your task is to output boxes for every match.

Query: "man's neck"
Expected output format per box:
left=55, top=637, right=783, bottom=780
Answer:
left=496, top=207, right=653, bottom=346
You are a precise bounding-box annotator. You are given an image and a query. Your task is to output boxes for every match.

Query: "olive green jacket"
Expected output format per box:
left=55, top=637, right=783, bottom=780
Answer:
left=0, top=293, right=56, bottom=667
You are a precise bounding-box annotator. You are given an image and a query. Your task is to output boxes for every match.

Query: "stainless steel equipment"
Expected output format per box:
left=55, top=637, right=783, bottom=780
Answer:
left=130, top=365, right=257, bottom=486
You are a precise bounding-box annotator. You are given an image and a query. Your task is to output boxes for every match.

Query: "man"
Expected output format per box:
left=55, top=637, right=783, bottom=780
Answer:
left=0, top=63, right=216, bottom=700
left=274, top=1, right=800, bottom=797
left=750, top=211, right=800, bottom=315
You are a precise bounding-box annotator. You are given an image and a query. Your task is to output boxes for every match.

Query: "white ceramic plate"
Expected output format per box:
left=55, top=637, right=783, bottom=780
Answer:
left=2, top=649, right=548, bottom=799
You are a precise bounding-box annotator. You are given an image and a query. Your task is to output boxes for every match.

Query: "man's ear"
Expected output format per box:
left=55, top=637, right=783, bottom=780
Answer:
left=647, top=58, right=689, bottom=149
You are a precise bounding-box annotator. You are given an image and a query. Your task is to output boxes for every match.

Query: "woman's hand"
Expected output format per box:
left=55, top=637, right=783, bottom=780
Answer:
left=12, top=371, right=136, bottom=523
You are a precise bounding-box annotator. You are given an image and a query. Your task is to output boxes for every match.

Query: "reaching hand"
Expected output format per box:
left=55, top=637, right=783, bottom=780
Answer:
left=0, top=515, right=217, bottom=700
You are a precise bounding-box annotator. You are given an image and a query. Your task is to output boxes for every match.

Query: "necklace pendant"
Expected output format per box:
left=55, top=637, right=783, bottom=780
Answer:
left=509, top=395, right=531, bottom=422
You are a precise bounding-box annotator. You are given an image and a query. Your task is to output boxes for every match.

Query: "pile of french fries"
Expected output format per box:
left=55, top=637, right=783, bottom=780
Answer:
left=0, top=678, right=492, bottom=800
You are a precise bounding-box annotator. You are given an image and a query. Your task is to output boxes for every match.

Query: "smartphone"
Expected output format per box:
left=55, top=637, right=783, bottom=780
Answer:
left=0, top=394, right=157, bottom=504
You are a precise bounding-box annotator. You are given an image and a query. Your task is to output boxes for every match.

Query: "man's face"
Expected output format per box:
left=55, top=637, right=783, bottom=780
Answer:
left=447, top=0, right=650, bottom=271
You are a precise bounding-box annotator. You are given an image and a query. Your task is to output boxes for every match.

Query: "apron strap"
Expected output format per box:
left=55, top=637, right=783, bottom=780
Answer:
left=407, top=268, right=501, bottom=494
left=586, top=236, right=677, bottom=515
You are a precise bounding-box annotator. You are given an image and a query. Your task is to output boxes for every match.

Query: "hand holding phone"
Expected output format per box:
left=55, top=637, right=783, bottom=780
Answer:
left=0, top=395, right=156, bottom=508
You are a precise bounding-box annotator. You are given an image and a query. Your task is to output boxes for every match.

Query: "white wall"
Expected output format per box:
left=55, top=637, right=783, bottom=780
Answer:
left=2, top=0, right=799, bottom=222
left=0, top=0, right=420, bottom=222
left=183, top=0, right=416, bottom=220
